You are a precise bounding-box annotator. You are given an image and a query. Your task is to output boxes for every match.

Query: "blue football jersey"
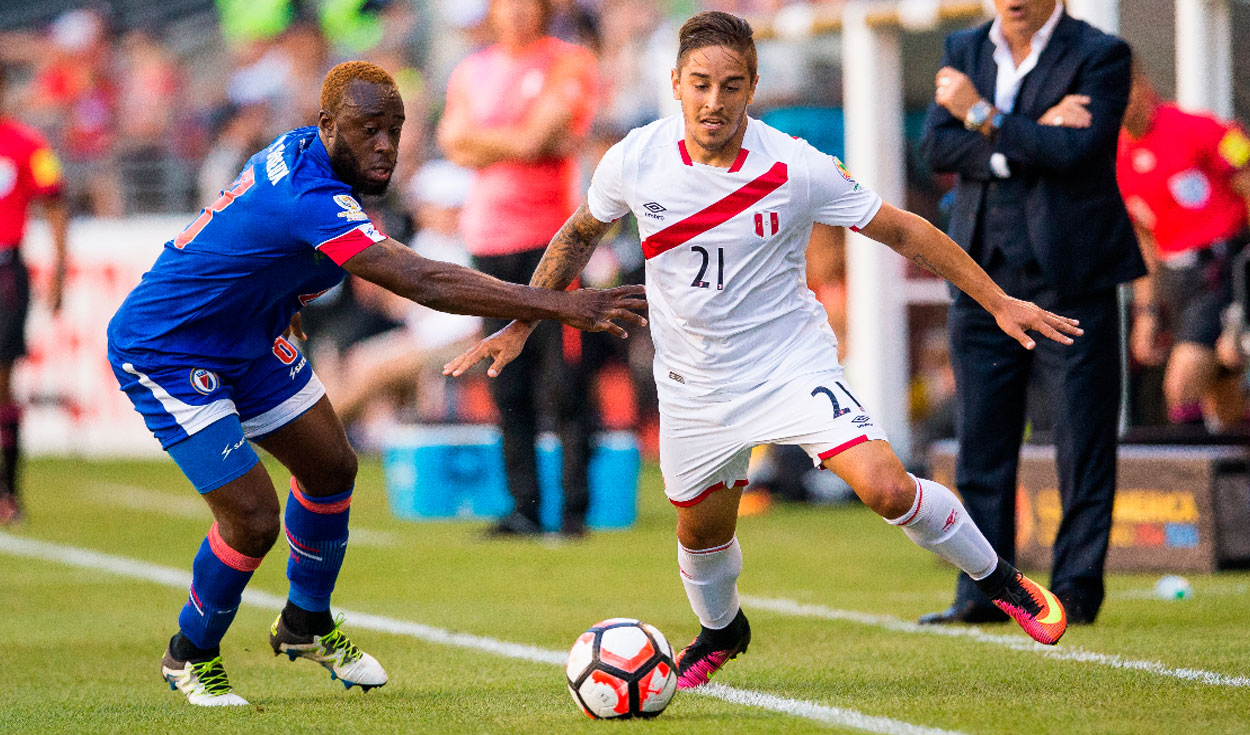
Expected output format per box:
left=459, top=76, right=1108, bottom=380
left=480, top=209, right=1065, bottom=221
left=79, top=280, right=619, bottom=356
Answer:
left=107, top=126, right=386, bottom=368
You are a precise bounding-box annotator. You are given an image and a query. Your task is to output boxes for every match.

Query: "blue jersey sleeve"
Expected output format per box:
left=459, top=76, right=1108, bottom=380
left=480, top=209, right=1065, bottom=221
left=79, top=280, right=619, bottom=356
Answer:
left=291, top=183, right=388, bottom=265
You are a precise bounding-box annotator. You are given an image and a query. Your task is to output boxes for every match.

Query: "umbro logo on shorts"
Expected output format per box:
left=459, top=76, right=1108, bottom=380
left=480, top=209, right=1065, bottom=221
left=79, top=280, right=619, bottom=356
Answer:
left=643, top=202, right=667, bottom=220
left=668, top=371, right=686, bottom=384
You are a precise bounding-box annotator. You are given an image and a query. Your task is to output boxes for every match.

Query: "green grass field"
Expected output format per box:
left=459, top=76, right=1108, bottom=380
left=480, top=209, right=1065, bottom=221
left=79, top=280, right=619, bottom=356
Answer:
left=2, top=456, right=1248, bottom=735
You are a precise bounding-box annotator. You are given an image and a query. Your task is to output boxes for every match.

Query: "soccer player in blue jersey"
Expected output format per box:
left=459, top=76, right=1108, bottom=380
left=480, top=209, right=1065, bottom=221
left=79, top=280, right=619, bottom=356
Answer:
left=106, top=61, right=646, bottom=706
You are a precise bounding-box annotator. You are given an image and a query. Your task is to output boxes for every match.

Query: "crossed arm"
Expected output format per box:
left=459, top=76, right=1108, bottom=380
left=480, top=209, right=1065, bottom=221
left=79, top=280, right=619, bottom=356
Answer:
left=922, top=37, right=1132, bottom=178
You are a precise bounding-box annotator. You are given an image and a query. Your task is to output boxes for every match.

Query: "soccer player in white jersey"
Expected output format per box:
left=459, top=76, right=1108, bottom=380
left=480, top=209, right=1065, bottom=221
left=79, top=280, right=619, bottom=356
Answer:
left=446, top=11, right=1079, bottom=687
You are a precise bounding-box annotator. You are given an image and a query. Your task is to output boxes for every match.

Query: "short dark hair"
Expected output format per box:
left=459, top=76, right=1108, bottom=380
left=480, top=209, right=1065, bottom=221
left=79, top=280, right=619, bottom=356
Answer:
left=320, top=61, right=397, bottom=114
left=676, top=11, right=757, bottom=79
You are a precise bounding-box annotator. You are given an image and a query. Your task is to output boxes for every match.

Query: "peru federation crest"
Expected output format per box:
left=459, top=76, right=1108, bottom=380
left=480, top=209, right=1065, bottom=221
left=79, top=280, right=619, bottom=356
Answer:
left=754, top=210, right=779, bottom=238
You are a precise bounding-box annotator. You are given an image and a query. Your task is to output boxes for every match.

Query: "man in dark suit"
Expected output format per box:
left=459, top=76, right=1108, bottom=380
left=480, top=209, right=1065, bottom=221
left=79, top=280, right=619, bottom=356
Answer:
left=918, top=0, right=1145, bottom=625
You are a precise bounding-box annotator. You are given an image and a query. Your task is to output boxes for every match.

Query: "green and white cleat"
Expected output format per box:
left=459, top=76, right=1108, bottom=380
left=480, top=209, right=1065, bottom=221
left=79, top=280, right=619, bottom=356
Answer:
left=161, top=649, right=249, bottom=706
left=270, top=613, right=388, bottom=691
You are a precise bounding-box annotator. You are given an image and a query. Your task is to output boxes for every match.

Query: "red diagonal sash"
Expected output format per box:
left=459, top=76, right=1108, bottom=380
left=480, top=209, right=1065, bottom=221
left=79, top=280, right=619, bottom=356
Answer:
left=641, top=162, right=788, bottom=260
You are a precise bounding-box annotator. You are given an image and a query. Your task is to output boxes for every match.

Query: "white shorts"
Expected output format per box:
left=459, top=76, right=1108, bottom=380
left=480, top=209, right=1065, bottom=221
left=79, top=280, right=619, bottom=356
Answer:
left=658, top=366, right=889, bottom=505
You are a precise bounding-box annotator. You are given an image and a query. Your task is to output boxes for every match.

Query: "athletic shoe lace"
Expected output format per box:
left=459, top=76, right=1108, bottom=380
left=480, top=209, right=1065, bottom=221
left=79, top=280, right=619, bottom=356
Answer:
left=190, top=657, right=234, bottom=696
left=321, top=615, right=363, bottom=664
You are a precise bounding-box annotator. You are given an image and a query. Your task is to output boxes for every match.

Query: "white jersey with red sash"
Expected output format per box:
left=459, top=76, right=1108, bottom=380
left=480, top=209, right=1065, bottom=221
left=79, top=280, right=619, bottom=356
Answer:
left=586, top=115, right=881, bottom=400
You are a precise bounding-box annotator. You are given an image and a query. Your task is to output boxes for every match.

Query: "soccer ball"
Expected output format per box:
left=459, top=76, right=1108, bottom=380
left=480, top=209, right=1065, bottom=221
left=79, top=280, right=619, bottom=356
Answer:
left=565, top=618, right=677, bottom=719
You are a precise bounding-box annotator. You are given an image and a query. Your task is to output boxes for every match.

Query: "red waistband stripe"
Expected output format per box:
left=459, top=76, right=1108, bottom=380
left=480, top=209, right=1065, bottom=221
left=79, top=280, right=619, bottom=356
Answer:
left=817, top=434, right=869, bottom=460
left=670, top=478, right=749, bottom=507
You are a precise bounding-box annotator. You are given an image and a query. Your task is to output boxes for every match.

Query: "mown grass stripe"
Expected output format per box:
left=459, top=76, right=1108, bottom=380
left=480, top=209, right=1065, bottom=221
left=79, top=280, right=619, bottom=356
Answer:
left=0, top=533, right=966, bottom=735
left=741, top=594, right=1250, bottom=688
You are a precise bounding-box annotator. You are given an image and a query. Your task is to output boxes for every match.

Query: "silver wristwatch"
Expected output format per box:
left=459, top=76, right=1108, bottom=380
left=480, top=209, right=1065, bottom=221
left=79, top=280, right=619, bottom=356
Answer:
left=964, top=100, right=993, bottom=131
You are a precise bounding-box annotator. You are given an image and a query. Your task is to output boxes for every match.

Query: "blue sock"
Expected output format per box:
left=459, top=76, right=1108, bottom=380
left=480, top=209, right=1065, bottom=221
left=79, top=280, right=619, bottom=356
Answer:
left=178, top=523, right=263, bottom=650
left=284, top=476, right=352, bottom=612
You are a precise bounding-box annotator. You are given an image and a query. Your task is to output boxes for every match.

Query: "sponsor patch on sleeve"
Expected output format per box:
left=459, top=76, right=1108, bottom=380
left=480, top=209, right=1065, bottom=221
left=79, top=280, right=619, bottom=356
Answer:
left=334, top=194, right=370, bottom=221
left=833, top=157, right=860, bottom=191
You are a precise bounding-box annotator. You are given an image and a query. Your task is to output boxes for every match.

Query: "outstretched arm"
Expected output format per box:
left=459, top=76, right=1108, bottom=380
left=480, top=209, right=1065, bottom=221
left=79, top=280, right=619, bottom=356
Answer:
left=858, top=203, right=1082, bottom=349
left=443, top=202, right=627, bottom=377
left=342, top=235, right=643, bottom=331
left=528, top=202, right=614, bottom=291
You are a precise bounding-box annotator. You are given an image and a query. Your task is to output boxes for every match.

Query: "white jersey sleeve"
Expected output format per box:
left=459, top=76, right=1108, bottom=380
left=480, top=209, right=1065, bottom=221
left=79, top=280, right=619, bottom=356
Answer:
left=586, top=140, right=631, bottom=223
left=802, top=143, right=882, bottom=230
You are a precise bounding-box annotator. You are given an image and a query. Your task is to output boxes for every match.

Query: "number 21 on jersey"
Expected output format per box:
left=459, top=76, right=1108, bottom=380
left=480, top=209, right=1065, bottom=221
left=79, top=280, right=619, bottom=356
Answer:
left=691, top=246, right=725, bottom=290
left=174, top=167, right=256, bottom=249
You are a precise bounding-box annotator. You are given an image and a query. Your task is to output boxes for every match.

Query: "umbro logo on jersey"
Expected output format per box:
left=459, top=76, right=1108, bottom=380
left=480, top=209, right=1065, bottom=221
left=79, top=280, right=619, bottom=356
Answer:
left=642, top=201, right=667, bottom=220
left=668, top=371, right=686, bottom=384
left=754, top=211, right=780, bottom=238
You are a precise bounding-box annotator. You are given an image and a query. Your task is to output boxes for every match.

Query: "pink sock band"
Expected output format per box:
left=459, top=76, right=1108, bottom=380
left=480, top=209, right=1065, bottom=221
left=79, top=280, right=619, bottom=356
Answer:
left=207, top=522, right=264, bottom=572
left=290, top=476, right=353, bottom=514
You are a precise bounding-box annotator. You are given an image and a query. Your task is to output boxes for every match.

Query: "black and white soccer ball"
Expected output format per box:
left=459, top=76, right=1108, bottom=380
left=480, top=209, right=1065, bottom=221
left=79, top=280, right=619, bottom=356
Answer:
left=565, top=617, right=677, bottom=719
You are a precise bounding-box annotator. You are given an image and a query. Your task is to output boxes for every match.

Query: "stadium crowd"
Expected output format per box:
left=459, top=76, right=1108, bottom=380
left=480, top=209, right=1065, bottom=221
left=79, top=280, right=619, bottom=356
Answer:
left=0, top=0, right=1247, bottom=491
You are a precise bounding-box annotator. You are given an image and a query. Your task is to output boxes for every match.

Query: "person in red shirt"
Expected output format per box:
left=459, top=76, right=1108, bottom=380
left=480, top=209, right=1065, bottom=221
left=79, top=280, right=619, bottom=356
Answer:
left=438, top=0, right=600, bottom=537
left=0, top=66, right=70, bottom=524
left=1119, top=70, right=1250, bottom=431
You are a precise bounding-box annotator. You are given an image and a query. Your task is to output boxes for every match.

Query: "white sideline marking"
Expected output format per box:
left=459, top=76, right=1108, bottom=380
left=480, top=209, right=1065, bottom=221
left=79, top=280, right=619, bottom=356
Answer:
left=741, top=594, right=1250, bottom=688
left=82, top=483, right=398, bottom=548
left=0, top=533, right=965, bottom=735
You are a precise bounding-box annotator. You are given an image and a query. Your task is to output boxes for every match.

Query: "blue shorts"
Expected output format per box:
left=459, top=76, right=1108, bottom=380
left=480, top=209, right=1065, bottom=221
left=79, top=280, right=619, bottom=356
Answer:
left=109, top=337, right=324, bottom=491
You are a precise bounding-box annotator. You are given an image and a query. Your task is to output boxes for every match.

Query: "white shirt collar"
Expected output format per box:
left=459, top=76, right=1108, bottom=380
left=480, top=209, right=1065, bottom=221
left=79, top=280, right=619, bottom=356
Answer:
left=989, top=1, right=1065, bottom=69
left=988, top=1, right=1064, bottom=113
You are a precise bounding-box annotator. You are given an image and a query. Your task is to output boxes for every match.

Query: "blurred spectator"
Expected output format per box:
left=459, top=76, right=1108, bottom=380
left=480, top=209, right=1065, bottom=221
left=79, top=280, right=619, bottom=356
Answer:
left=438, top=0, right=599, bottom=538
left=23, top=8, right=122, bottom=216
left=1119, top=69, right=1250, bottom=432
left=117, top=28, right=182, bottom=151
left=597, top=0, right=668, bottom=129
left=322, top=160, right=481, bottom=444
left=548, top=0, right=600, bottom=50
left=198, top=103, right=270, bottom=205
left=117, top=28, right=188, bottom=213
left=228, top=21, right=330, bottom=134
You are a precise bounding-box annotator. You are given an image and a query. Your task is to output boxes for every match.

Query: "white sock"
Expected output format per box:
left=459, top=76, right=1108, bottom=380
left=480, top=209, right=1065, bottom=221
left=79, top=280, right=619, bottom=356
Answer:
left=887, top=475, right=998, bottom=580
left=677, top=537, right=742, bottom=630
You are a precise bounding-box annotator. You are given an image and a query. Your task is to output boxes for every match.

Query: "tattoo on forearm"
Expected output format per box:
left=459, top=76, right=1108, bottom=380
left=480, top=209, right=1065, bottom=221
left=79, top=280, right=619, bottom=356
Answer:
left=529, top=204, right=609, bottom=290
left=911, top=254, right=949, bottom=281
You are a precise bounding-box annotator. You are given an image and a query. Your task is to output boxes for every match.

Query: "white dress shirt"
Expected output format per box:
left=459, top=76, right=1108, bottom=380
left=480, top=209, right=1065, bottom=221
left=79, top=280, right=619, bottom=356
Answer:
left=987, top=1, right=1065, bottom=178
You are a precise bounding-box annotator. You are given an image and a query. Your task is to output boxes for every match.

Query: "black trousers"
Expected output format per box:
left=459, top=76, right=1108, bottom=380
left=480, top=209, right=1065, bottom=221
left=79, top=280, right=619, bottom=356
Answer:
left=473, top=248, right=593, bottom=527
left=947, top=252, right=1120, bottom=616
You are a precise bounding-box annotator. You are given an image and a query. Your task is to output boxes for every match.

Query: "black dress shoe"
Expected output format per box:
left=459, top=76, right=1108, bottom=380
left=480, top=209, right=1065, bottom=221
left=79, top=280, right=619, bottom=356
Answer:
left=485, top=511, right=543, bottom=538
left=917, top=600, right=1010, bottom=625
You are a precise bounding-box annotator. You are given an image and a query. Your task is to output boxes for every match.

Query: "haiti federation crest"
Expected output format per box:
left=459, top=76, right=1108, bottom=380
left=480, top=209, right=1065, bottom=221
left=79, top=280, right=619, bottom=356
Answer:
left=189, top=368, right=220, bottom=395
